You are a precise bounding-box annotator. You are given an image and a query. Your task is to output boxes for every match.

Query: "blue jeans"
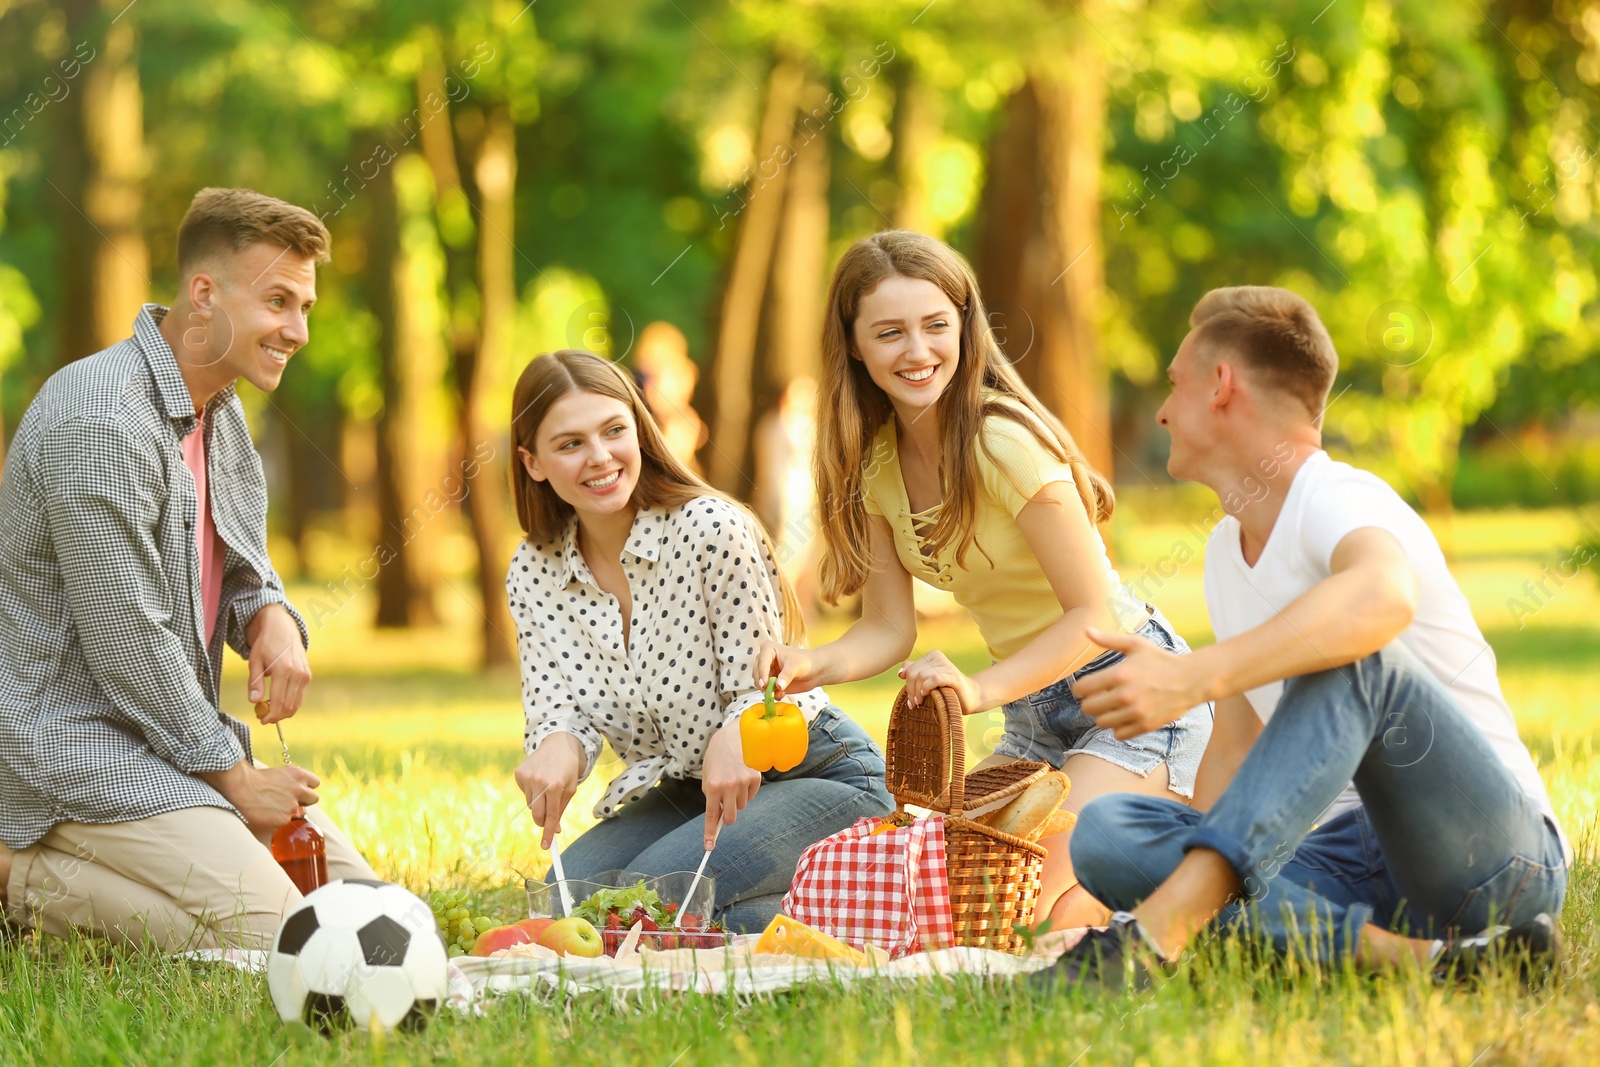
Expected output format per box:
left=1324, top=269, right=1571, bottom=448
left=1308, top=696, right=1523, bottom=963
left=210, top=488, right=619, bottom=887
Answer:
left=550, top=707, right=893, bottom=933
left=1072, top=643, right=1567, bottom=961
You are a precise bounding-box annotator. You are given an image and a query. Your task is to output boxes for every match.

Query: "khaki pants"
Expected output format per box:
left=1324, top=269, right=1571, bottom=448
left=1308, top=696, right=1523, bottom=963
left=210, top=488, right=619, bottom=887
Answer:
left=3, top=804, right=376, bottom=951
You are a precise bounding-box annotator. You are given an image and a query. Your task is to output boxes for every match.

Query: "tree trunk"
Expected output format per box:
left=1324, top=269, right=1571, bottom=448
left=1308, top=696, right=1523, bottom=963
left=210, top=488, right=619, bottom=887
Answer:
left=369, top=150, right=435, bottom=627
left=459, top=103, right=517, bottom=667
left=974, top=45, right=1112, bottom=481
left=271, top=401, right=309, bottom=578
left=705, top=57, right=806, bottom=495
left=891, top=68, right=941, bottom=235
left=416, top=56, right=511, bottom=667
left=55, top=0, right=149, bottom=364
left=974, top=84, right=1044, bottom=381
left=768, top=87, right=830, bottom=389
left=1034, top=46, right=1112, bottom=479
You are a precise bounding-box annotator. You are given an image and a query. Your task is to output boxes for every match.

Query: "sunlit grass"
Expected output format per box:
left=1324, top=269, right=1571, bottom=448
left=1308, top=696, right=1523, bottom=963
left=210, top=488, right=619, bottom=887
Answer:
left=2, top=507, right=1594, bottom=1065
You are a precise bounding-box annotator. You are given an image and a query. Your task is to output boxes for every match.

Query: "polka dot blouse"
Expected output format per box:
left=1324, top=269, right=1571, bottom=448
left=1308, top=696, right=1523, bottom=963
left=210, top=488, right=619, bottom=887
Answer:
left=506, top=495, right=830, bottom=819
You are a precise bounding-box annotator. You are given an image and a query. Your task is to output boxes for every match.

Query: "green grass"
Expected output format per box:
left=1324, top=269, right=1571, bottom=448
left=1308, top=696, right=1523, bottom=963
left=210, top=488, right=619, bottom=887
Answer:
left=3, top=506, right=1599, bottom=1065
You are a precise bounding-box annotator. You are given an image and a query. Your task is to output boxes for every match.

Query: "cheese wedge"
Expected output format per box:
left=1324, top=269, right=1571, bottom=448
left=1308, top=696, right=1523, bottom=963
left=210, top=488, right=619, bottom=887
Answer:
left=754, top=915, right=869, bottom=965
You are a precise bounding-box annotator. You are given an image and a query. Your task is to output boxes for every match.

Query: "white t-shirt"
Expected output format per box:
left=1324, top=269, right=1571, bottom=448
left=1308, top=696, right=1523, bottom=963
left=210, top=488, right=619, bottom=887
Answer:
left=1203, top=452, right=1569, bottom=863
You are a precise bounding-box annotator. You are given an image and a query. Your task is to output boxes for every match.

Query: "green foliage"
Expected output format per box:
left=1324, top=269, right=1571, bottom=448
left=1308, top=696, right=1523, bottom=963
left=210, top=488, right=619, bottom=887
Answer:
left=1, top=0, right=1597, bottom=502
left=0, top=261, right=39, bottom=376
left=1096, top=0, right=1600, bottom=503
left=1453, top=440, right=1600, bottom=510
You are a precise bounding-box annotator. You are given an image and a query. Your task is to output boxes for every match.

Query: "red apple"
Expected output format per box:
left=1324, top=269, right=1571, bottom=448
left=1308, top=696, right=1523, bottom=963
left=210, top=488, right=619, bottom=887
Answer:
left=536, top=916, right=604, bottom=958
left=469, top=924, right=534, bottom=957
left=515, top=918, right=555, bottom=940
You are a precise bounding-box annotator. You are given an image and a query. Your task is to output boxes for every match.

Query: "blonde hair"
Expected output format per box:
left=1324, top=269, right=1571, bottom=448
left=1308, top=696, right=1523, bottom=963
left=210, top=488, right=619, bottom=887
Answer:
left=510, top=349, right=803, bottom=642
left=1189, top=286, right=1338, bottom=422
left=815, top=230, right=1113, bottom=604
left=177, top=187, right=331, bottom=273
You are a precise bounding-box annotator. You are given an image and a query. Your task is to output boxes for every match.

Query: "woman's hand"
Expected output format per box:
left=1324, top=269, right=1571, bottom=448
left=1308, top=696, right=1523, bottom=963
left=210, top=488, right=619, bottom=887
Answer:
left=514, top=733, right=585, bottom=849
left=700, top=719, right=762, bottom=850
left=752, top=640, right=828, bottom=698
left=899, top=649, right=985, bottom=713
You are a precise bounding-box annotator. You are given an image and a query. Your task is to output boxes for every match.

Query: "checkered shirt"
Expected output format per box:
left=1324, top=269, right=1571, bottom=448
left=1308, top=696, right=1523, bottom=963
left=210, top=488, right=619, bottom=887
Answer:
left=0, top=304, right=307, bottom=849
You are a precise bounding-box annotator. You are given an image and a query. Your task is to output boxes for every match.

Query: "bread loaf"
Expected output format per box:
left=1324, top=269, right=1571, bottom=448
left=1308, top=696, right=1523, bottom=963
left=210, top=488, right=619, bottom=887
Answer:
left=1033, top=808, right=1078, bottom=841
left=980, top=771, right=1070, bottom=838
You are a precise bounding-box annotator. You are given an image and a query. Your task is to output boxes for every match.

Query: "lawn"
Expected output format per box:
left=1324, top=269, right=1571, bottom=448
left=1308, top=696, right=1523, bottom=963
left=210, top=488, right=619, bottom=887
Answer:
left=1, top=506, right=1597, bottom=1065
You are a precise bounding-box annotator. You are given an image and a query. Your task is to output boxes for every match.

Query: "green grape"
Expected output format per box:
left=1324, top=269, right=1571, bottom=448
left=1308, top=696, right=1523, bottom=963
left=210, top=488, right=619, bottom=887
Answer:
left=447, top=945, right=465, bottom=958
left=447, top=907, right=470, bottom=923
left=473, top=916, right=495, bottom=934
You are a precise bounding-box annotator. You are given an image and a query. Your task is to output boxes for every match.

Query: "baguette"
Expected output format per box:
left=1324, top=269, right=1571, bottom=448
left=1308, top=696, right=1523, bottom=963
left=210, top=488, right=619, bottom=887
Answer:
left=981, top=771, right=1071, bottom=838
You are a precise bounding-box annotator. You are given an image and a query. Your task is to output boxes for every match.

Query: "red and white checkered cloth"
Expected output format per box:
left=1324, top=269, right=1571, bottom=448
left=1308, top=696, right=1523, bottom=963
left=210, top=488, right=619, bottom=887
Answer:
left=780, top=815, right=955, bottom=959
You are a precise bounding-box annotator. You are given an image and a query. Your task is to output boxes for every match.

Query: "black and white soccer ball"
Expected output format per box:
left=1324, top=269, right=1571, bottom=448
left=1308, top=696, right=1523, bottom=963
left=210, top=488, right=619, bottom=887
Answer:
left=267, top=879, right=449, bottom=1033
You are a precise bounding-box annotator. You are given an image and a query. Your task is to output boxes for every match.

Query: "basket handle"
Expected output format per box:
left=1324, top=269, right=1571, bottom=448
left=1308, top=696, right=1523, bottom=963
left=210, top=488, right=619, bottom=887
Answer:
left=885, top=684, right=968, bottom=817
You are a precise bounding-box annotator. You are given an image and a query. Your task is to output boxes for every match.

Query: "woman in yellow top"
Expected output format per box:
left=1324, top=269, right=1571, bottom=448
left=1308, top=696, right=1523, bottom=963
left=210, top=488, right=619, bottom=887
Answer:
left=757, top=230, right=1212, bottom=928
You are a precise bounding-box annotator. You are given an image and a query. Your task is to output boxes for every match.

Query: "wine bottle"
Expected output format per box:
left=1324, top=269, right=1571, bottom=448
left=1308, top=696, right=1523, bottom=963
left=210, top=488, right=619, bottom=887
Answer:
left=271, top=814, right=328, bottom=895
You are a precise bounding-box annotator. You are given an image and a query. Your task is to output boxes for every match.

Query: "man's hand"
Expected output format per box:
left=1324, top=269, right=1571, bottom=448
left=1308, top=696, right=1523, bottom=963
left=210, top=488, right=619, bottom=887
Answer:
left=202, top=760, right=320, bottom=833
left=898, top=649, right=984, bottom=713
left=248, top=604, right=310, bottom=724
left=514, top=734, right=585, bottom=850
left=701, top=719, right=761, bottom=850
left=1075, top=627, right=1208, bottom=739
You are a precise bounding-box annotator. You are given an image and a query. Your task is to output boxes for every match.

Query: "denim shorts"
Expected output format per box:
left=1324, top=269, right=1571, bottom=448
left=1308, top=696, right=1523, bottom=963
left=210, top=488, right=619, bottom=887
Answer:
left=992, top=612, right=1214, bottom=798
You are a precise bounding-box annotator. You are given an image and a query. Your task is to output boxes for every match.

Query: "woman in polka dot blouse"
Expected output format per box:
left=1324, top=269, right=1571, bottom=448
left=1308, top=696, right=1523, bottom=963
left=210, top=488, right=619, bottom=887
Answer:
left=756, top=231, right=1213, bottom=930
left=507, top=350, right=893, bottom=932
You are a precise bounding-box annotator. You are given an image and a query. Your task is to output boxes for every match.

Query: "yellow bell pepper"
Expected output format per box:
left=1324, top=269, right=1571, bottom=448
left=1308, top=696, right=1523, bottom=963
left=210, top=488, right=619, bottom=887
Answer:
left=741, top=679, right=809, bottom=772
left=868, top=811, right=914, bottom=836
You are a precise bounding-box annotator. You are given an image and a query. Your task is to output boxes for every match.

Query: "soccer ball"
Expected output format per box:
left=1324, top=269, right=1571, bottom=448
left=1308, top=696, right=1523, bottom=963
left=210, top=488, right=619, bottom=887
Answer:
left=266, top=879, right=449, bottom=1033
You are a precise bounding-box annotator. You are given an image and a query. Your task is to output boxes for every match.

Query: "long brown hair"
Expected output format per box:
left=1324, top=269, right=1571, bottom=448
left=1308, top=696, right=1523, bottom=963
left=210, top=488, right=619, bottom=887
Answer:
left=510, top=349, right=804, bottom=642
left=815, top=230, right=1114, bottom=603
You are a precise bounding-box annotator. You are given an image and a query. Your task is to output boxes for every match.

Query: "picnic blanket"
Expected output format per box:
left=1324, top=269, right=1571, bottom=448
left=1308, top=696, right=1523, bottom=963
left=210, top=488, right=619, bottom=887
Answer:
left=452, top=940, right=1061, bottom=1003
left=181, top=929, right=1086, bottom=1012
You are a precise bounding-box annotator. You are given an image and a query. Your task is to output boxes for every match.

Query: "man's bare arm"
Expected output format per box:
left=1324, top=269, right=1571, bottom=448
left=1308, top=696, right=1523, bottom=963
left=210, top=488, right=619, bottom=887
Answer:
left=1078, top=527, right=1419, bottom=739
left=1198, top=527, right=1418, bottom=703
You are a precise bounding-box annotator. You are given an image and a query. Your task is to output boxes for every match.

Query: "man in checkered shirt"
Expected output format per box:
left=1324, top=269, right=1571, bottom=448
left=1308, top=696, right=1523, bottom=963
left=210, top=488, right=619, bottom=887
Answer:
left=0, top=188, right=376, bottom=949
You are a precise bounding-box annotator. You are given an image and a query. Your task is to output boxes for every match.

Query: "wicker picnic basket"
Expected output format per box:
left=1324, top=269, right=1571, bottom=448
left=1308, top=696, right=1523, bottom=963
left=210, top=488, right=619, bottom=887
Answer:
left=884, top=685, right=1049, bottom=953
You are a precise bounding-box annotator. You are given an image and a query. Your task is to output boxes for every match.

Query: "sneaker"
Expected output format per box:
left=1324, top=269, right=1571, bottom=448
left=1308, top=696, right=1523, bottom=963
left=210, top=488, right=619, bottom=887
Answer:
left=1432, top=913, right=1563, bottom=985
left=1026, top=912, right=1171, bottom=993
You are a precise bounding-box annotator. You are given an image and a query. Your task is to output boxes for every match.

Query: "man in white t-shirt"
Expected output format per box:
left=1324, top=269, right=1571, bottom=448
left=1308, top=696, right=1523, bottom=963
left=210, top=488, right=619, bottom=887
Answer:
left=1033, top=286, right=1568, bottom=990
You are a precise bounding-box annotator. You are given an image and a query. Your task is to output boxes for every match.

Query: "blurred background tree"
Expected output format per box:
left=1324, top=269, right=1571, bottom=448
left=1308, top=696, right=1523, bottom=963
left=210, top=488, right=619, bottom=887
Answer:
left=3, top=0, right=1599, bottom=665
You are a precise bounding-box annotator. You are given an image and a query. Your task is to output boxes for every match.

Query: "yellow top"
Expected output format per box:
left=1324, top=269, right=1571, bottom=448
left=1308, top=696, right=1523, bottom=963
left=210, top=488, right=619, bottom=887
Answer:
left=861, top=409, right=1147, bottom=661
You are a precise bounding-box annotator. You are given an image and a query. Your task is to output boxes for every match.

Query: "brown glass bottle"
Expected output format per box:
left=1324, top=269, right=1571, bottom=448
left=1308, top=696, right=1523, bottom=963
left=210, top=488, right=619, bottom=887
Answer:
left=271, top=814, right=328, bottom=895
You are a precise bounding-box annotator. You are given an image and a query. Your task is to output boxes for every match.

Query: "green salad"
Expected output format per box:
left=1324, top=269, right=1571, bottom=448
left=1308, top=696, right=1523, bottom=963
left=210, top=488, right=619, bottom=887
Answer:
left=572, top=881, right=669, bottom=927
left=569, top=879, right=721, bottom=933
